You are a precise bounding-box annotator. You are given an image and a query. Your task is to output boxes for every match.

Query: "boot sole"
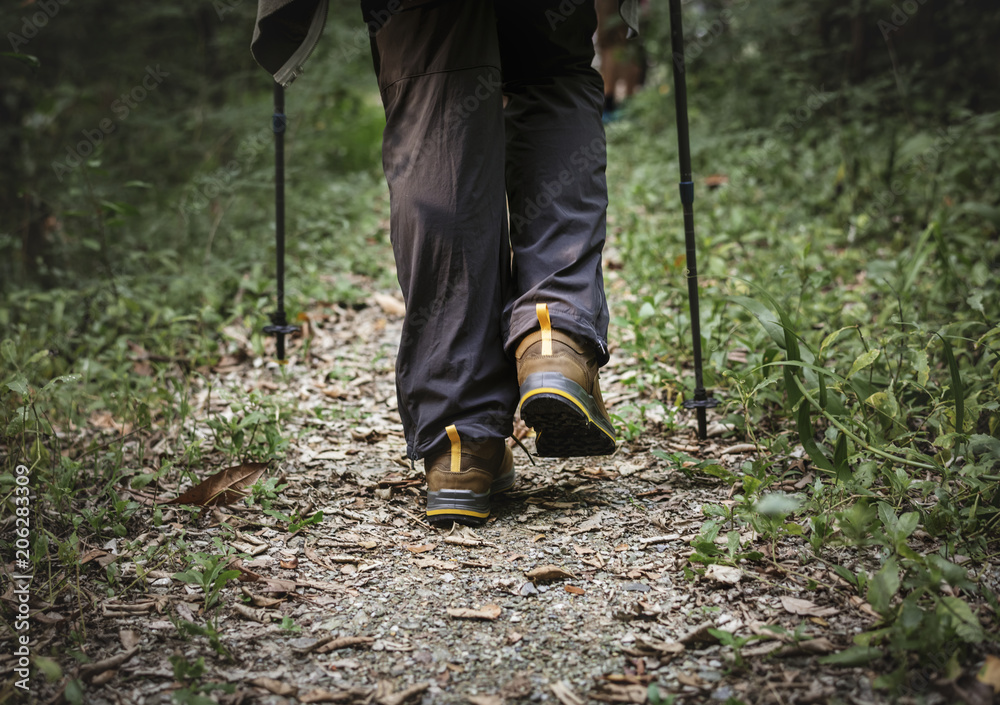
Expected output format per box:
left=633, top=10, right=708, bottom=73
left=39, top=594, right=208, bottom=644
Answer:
left=519, top=372, right=617, bottom=457
left=425, top=469, right=516, bottom=527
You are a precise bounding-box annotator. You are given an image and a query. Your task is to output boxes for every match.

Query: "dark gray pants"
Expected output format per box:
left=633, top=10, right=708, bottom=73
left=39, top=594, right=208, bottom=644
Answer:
left=364, top=0, right=610, bottom=459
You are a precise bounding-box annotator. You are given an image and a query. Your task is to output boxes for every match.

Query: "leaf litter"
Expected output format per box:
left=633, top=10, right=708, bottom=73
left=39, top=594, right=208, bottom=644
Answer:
left=16, top=279, right=999, bottom=705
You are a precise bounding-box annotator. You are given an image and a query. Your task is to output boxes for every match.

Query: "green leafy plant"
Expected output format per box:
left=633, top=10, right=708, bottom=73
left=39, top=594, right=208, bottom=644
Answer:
left=172, top=618, right=230, bottom=660
left=168, top=654, right=235, bottom=705
left=245, top=476, right=289, bottom=511
left=646, top=682, right=677, bottom=705
left=263, top=508, right=325, bottom=533
left=205, top=390, right=289, bottom=462
left=172, top=553, right=241, bottom=612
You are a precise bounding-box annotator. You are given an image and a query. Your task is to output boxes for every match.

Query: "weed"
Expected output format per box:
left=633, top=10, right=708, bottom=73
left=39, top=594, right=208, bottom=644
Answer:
left=172, top=552, right=241, bottom=612
left=646, top=682, right=677, bottom=705
left=246, top=476, right=289, bottom=511
left=205, top=390, right=289, bottom=462
left=263, top=508, right=325, bottom=533
left=168, top=654, right=235, bottom=704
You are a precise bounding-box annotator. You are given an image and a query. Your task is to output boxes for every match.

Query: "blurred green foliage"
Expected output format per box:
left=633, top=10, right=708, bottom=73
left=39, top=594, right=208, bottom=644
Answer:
left=1, top=2, right=998, bottom=691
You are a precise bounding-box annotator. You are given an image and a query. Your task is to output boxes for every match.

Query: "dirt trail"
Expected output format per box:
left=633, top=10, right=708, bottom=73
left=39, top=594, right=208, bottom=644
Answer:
left=16, top=288, right=913, bottom=705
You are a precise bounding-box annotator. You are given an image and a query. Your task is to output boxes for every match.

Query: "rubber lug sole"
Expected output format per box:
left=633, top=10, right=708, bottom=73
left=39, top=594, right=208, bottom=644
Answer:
left=519, top=372, right=617, bottom=457
left=425, top=470, right=515, bottom=527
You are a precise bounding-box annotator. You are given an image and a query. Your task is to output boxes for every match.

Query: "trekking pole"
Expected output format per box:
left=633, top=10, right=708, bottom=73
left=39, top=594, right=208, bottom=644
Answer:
left=667, top=0, right=718, bottom=440
left=263, top=81, right=298, bottom=361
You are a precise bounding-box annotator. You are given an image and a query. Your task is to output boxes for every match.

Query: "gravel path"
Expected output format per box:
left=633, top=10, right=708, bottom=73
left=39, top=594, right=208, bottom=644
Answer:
left=10, top=289, right=975, bottom=705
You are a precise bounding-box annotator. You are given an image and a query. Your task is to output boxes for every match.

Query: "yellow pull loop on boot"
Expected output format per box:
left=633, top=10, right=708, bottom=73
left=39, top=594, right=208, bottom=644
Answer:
left=424, top=430, right=516, bottom=527
left=445, top=424, right=462, bottom=473
left=536, top=303, right=553, bottom=356
left=515, top=304, right=617, bottom=457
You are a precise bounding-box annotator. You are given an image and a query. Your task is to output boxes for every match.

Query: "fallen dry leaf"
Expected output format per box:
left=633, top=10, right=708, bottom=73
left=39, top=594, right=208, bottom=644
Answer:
left=550, top=680, right=586, bottom=705
left=78, top=646, right=140, bottom=681
left=119, top=630, right=139, bottom=651
left=467, top=696, right=503, bottom=705
left=675, top=672, right=707, bottom=689
left=91, top=670, right=116, bottom=686
left=778, top=637, right=836, bottom=656
left=632, top=636, right=685, bottom=659
left=166, top=462, right=268, bottom=507
left=252, top=677, right=298, bottom=697
left=591, top=681, right=648, bottom=703
left=372, top=293, right=406, bottom=317
left=979, top=654, right=1000, bottom=693
left=96, top=553, right=118, bottom=568
left=413, top=557, right=459, bottom=570
left=526, top=565, right=576, bottom=582
left=34, top=612, right=66, bottom=625
left=233, top=603, right=273, bottom=624
left=299, top=688, right=355, bottom=703
left=88, top=410, right=133, bottom=435
left=446, top=604, right=502, bottom=621
left=940, top=678, right=996, bottom=705
left=678, top=622, right=720, bottom=646
left=780, top=596, right=839, bottom=618
left=80, top=549, right=109, bottom=565
left=614, top=601, right=663, bottom=622
left=261, top=577, right=299, bottom=594
left=848, top=595, right=882, bottom=619
left=405, top=544, right=437, bottom=554
left=443, top=536, right=484, bottom=548
left=351, top=426, right=386, bottom=443
left=705, top=564, right=742, bottom=585
left=637, top=534, right=680, bottom=546
left=314, top=636, right=376, bottom=654
left=374, top=680, right=430, bottom=705
left=240, top=587, right=283, bottom=608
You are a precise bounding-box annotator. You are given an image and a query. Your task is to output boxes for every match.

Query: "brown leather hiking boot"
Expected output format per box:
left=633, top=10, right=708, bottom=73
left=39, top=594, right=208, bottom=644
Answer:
left=424, top=425, right=515, bottom=526
left=515, top=304, right=617, bottom=457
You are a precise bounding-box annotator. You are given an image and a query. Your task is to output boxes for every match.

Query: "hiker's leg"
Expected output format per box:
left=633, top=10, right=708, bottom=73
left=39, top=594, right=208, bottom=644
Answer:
left=496, top=0, right=611, bottom=366
left=364, top=0, right=517, bottom=459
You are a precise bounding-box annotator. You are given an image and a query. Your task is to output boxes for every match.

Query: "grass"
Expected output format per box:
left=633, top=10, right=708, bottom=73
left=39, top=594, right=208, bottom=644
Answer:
left=606, top=77, right=999, bottom=686
left=2, top=56, right=999, bottom=699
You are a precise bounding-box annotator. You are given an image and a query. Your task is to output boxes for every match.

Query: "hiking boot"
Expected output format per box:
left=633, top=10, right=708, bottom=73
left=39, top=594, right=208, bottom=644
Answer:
left=516, top=304, right=617, bottom=457
left=424, top=425, right=515, bottom=526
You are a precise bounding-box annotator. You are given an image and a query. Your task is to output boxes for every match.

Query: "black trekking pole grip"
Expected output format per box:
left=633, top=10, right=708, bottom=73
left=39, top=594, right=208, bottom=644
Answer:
left=668, top=0, right=719, bottom=440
